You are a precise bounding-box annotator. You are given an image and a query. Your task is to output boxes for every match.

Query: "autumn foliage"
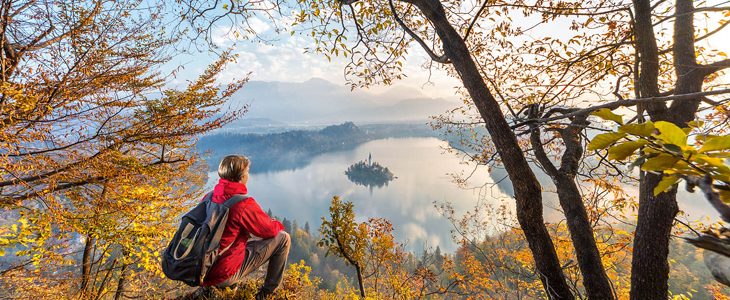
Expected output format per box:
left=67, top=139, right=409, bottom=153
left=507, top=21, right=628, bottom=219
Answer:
left=0, top=0, right=246, bottom=298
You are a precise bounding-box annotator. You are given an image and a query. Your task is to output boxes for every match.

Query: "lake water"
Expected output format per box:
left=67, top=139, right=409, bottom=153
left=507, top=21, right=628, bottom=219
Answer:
left=205, top=137, right=722, bottom=253
left=206, top=137, right=515, bottom=253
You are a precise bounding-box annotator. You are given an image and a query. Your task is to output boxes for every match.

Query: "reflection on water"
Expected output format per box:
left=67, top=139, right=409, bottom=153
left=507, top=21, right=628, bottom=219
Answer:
left=344, top=158, right=395, bottom=191
left=207, top=137, right=511, bottom=252
left=204, top=137, right=723, bottom=253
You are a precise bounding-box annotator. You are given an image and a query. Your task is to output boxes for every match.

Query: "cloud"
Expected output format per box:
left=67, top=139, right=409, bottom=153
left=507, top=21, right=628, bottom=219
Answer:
left=247, top=17, right=272, bottom=34
left=204, top=27, right=463, bottom=99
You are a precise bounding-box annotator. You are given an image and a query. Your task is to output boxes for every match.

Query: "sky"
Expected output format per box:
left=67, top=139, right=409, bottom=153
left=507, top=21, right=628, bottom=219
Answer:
left=168, top=1, right=730, bottom=107
left=171, top=21, right=463, bottom=100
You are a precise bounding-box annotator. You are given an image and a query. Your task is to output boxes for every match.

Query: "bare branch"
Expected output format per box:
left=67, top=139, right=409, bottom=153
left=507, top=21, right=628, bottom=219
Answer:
left=464, top=0, right=489, bottom=42
left=511, top=89, right=730, bottom=128
left=387, top=0, right=449, bottom=64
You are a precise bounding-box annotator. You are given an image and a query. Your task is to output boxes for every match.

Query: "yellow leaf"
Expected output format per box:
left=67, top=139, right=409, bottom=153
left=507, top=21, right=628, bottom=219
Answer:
left=653, top=176, right=680, bottom=195
left=588, top=132, right=626, bottom=151
left=641, top=154, right=680, bottom=171
left=688, top=120, right=705, bottom=128
left=699, top=136, right=730, bottom=153
left=608, top=140, right=647, bottom=161
left=653, top=121, right=687, bottom=146
left=619, top=121, right=654, bottom=137
left=719, top=190, right=730, bottom=203
left=591, top=108, right=624, bottom=124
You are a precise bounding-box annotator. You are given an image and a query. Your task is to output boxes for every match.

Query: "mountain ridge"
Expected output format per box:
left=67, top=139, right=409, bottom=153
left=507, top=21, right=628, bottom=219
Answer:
left=223, top=78, right=458, bottom=127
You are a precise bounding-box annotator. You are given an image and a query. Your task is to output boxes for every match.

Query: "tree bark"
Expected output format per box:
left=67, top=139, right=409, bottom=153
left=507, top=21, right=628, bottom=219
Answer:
left=630, top=0, right=678, bottom=296
left=530, top=120, right=615, bottom=299
left=630, top=0, right=700, bottom=298
left=114, top=249, right=129, bottom=300
left=355, top=263, right=365, bottom=298
left=409, top=0, right=573, bottom=298
left=631, top=173, right=679, bottom=299
left=80, top=234, right=95, bottom=298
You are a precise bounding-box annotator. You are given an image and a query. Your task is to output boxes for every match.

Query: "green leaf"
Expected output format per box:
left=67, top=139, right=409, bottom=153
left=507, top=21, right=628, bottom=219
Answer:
left=628, top=153, right=661, bottom=171
left=588, top=132, right=626, bottom=151
left=641, top=154, right=681, bottom=171
left=653, top=176, right=680, bottom=195
left=662, top=144, right=683, bottom=155
left=619, top=121, right=654, bottom=137
left=628, top=157, right=646, bottom=172
left=653, top=121, right=687, bottom=146
left=700, top=136, right=730, bottom=153
left=591, top=108, right=624, bottom=124
left=608, top=140, right=647, bottom=161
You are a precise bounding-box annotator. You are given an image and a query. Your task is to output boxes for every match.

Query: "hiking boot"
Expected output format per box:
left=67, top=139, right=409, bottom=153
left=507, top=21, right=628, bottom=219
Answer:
left=254, top=289, right=272, bottom=300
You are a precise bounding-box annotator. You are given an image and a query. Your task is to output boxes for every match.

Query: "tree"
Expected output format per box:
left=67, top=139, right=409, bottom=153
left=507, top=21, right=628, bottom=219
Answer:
left=319, top=196, right=458, bottom=298
left=0, top=0, right=247, bottom=297
left=293, top=0, right=730, bottom=298
left=318, top=196, right=368, bottom=297
left=283, top=217, right=293, bottom=233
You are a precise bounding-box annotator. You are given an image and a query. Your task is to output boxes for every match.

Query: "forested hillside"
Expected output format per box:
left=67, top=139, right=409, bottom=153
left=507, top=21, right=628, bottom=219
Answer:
left=197, top=122, right=439, bottom=173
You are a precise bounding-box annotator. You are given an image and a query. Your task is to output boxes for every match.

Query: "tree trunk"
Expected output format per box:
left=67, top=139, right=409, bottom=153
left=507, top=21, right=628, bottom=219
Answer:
left=531, top=119, right=614, bottom=299
left=94, top=259, right=117, bottom=300
left=410, top=0, right=573, bottom=298
left=114, top=249, right=129, bottom=300
left=554, top=176, right=614, bottom=299
left=631, top=172, right=679, bottom=299
left=355, top=263, right=365, bottom=298
left=80, top=234, right=95, bottom=298
left=629, top=0, right=678, bottom=298
left=630, top=0, right=706, bottom=297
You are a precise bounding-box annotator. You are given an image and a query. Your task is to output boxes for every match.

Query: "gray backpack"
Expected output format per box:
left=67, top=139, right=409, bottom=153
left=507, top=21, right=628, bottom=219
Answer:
left=161, top=192, right=249, bottom=286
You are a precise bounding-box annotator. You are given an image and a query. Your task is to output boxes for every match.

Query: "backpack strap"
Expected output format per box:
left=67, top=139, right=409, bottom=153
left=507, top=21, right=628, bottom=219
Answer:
left=218, top=194, right=250, bottom=255
left=202, top=192, right=213, bottom=202
left=202, top=192, right=247, bottom=207
left=223, top=194, right=249, bottom=208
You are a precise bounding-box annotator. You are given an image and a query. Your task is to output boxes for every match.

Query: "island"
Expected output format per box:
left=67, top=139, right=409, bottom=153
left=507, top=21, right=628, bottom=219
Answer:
left=345, top=153, right=395, bottom=188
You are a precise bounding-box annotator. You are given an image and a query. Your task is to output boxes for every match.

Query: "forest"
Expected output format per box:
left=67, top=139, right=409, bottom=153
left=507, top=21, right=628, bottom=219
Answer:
left=197, top=122, right=438, bottom=173
left=1, top=0, right=730, bottom=299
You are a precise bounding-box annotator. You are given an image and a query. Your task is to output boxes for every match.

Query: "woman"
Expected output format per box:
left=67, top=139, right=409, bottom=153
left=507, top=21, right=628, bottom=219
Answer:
left=201, top=155, right=290, bottom=299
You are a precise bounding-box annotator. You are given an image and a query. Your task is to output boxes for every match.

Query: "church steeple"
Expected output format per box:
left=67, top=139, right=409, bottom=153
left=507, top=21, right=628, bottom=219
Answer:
left=368, top=152, right=371, bottom=166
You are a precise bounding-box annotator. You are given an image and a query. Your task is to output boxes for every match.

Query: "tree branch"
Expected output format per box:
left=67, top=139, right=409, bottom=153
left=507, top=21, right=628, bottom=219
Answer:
left=660, top=20, right=730, bottom=55
left=510, top=88, right=730, bottom=128
left=463, top=0, right=489, bottom=42
left=387, top=0, right=449, bottom=63
left=701, top=58, right=730, bottom=77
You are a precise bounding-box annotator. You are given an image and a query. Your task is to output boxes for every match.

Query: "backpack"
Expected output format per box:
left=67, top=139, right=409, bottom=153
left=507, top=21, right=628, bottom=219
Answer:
left=161, top=192, right=249, bottom=286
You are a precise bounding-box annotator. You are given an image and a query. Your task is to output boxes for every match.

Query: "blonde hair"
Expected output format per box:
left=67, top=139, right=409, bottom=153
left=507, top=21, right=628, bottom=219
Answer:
left=218, top=155, right=250, bottom=182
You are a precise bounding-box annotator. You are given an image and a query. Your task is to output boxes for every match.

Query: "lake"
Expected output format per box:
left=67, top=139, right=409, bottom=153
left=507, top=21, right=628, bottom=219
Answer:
left=205, top=137, right=722, bottom=253
left=206, top=137, right=513, bottom=253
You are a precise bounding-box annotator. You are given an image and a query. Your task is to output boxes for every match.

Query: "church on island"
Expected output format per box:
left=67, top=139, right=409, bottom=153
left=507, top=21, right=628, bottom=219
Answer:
left=344, top=153, right=395, bottom=188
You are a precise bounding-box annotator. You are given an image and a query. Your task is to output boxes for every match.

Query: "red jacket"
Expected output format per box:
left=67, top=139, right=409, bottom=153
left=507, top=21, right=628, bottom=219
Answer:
left=201, top=179, right=284, bottom=286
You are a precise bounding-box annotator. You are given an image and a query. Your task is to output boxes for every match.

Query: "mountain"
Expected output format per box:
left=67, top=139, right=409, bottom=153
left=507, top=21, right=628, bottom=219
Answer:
left=222, top=78, right=458, bottom=128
